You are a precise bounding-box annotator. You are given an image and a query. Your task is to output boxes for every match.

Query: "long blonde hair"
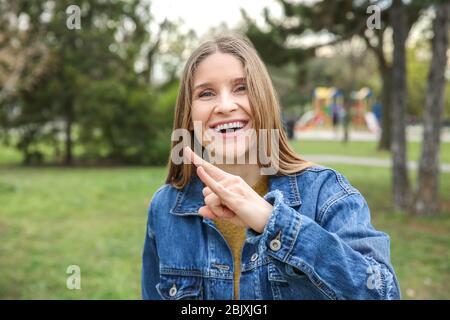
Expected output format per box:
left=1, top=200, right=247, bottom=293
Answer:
left=166, top=33, right=314, bottom=189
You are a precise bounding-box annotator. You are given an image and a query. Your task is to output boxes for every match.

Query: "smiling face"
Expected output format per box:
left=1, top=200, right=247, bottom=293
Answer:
left=167, top=34, right=313, bottom=188
left=191, top=52, right=255, bottom=163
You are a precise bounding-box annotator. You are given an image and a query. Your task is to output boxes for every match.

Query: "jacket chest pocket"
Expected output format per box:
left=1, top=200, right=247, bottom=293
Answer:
left=267, top=263, right=288, bottom=300
left=156, top=273, right=203, bottom=300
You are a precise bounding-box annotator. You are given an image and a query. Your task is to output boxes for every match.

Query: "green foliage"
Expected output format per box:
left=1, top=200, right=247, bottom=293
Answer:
left=0, top=0, right=180, bottom=166
left=407, top=43, right=450, bottom=119
left=243, top=0, right=440, bottom=120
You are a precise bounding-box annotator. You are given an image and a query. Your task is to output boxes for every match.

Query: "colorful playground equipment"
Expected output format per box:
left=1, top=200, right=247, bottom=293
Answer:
left=295, top=86, right=381, bottom=134
left=296, top=87, right=344, bottom=131
left=350, top=87, right=381, bottom=134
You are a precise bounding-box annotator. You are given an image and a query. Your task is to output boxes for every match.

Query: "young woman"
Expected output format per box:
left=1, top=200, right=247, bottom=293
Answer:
left=141, top=33, right=400, bottom=300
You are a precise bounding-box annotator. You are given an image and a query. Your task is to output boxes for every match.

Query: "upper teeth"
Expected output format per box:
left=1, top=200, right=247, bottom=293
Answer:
left=214, top=121, right=245, bottom=132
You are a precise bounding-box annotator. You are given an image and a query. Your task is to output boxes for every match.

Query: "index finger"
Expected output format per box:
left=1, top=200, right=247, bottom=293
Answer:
left=184, top=146, right=228, bottom=180
left=197, top=166, right=232, bottom=202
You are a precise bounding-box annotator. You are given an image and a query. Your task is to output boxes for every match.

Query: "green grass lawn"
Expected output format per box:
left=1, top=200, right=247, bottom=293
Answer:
left=290, top=140, right=450, bottom=164
left=1, top=162, right=449, bottom=299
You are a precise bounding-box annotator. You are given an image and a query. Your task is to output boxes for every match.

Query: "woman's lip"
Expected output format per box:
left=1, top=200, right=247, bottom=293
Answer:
left=208, top=119, right=249, bottom=129
left=207, top=121, right=252, bottom=139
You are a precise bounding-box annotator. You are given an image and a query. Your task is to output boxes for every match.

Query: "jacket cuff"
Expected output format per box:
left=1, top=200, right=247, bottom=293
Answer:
left=246, top=190, right=302, bottom=261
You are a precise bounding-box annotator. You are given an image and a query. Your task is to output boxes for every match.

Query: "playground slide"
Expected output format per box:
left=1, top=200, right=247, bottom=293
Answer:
left=364, top=112, right=381, bottom=134
left=295, top=110, right=317, bottom=131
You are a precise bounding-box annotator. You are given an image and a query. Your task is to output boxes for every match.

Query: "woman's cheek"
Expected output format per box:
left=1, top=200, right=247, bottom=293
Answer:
left=193, top=102, right=215, bottom=144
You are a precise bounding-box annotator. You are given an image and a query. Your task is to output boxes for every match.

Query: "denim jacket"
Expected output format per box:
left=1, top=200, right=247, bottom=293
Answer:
left=141, top=166, right=401, bottom=300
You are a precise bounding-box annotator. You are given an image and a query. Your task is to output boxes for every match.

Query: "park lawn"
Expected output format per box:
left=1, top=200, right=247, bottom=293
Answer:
left=0, top=167, right=167, bottom=299
left=2, top=139, right=450, bottom=166
left=0, top=163, right=449, bottom=299
left=0, top=144, right=22, bottom=166
left=290, top=139, right=450, bottom=164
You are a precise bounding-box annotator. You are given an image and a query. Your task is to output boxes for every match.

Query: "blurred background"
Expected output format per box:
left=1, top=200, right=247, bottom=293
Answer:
left=0, top=0, right=449, bottom=299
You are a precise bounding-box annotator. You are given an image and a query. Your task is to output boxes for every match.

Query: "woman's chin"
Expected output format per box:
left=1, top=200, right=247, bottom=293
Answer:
left=207, top=147, right=249, bottom=165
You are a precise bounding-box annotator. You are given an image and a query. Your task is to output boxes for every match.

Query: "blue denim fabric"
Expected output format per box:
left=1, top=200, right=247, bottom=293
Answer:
left=141, top=166, right=401, bottom=300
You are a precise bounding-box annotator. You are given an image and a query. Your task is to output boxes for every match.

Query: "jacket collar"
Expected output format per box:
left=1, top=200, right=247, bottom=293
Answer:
left=169, top=173, right=302, bottom=216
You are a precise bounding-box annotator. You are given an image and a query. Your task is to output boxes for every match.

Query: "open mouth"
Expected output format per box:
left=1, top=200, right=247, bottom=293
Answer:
left=210, top=120, right=249, bottom=134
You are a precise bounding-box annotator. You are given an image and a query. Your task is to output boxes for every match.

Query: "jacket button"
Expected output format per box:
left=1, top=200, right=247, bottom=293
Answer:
left=251, top=253, right=258, bottom=262
left=169, top=284, right=177, bottom=297
left=269, top=239, right=281, bottom=251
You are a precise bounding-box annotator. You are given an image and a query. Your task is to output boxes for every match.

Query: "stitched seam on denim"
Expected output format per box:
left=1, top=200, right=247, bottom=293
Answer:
left=147, top=200, right=156, bottom=239
left=268, top=263, right=288, bottom=283
left=282, top=204, right=302, bottom=263
left=148, top=184, right=170, bottom=233
left=159, top=268, right=234, bottom=279
left=203, top=271, right=233, bottom=279
left=171, top=190, right=185, bottom=213
left=211, top=263, right=230, bottom=271
left=317, top=193, right=349, bottom=225
left=241, top=256, right=272, bottom=272
left=266, top=191, right=286, bottom=259
left=264, top=191, right=302, bottom=264
left=265, top=190, right=282, bottom=235
left=317, top=192, right=358, bottom=225
left=328, top=169, right=356, bottom=194
left=289, top=175, right=301, bottom=204
left=156, top=286, right=201, bottom=300
left=156, top=282, right=203, bottom=300
left=287, top=257, right=337, bottom=300
left=296, top=166, right=328, bottom=175
left=155, top=284, right=166, bottom=300
left=154, top=183, right=170, bottom=196
left=160, top=268, right=203, bottom=277
left=171, top=211, right=200, bottom=216
left=293, top=192, right=352, bottom=300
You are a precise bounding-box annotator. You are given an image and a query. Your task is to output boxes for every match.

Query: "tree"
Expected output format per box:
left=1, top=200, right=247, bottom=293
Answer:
left=0, top=1, right=51, bottom=104
left=0, top=0, right=184, bottom=165
left=242, top=0, right=427, bottom=151
left=0, top=0, right=55, bottom=163
left=390, top=0, right=411, bottom=210
left=412, top=2, right=450, bottom=215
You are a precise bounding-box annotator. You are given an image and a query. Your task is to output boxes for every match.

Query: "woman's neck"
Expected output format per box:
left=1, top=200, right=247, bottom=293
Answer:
left=216, top=163, right=262, bottom=187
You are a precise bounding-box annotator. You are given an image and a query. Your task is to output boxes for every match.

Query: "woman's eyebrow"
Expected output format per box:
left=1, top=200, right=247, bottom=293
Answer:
left=193, top=77, right=246, bottom=92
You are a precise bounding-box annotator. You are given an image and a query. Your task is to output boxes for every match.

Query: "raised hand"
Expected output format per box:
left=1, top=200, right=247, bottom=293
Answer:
left=183, top=146, right=272, bottom=233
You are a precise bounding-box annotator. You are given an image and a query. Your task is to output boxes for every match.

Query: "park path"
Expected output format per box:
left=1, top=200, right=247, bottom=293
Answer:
left=303, top=154, right=450, bottom=173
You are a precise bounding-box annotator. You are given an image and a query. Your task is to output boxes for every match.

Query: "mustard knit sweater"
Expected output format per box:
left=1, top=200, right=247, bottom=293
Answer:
left=214, top=175, right=269, bottom=300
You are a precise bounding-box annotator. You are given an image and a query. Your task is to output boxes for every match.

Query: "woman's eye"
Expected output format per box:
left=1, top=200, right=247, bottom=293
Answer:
left=199, top=91, right=213, bottom=98
left=198, top=85, right=245, bottom=98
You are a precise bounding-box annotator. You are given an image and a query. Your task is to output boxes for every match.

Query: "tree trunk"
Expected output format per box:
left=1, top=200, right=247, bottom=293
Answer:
left=378, top=66, right=393, bottom=151
left=390, top=0, right=410, bottom=210
left=363, top=29, right=393, bottom=151
left=64, top=99, right=73, bottom=165
left=412, top=3, right=450, bottom=216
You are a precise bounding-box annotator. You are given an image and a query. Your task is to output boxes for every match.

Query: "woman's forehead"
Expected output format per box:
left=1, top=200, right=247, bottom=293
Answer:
left=194, top=53, right=244, bottom=79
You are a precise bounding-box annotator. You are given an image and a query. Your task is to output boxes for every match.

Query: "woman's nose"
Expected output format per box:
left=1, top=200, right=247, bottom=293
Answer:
left=215, top=92, right=238, bottom=114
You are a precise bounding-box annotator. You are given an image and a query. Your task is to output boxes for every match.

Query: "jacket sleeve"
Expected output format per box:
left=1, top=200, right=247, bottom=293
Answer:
left=252, top=189, right=401, bottom=300
left=141, top=199, right=162, bottom=300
